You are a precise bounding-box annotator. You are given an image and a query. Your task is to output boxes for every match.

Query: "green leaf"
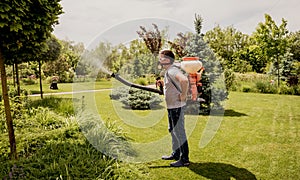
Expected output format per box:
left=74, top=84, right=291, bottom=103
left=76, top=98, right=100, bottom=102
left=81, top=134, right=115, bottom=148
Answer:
left=9, top=23, right=23, bottom=32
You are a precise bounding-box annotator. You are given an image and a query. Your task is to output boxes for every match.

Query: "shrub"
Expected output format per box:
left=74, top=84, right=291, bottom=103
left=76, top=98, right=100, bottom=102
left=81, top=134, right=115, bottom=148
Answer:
left=235, top=72, right=270, bottom=82
left=279, top=84, right=300, bottom=95
left=111, top=87, right=163, bottom=110
left=134, top=77, right=148, bottom=86
left=5, top=86, right=29, bottom=99
left=22, top=78, right=36, bottom=85
left=287, top=75, right=299, bottom=86
left=110, top=86, right=130, bottom=100
left=224, top=69, right=235, bottom=90
left=255, top=82, right=278, bottom=94
left=242, top=86, right=252, bottom=92
left=121, top=88, right=162, bottom=110
left=279, top=85, right=294, bottom=95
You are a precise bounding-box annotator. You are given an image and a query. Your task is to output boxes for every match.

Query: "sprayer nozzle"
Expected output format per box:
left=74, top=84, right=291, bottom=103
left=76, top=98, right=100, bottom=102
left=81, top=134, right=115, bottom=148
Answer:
left=111, top=73, right=115, bottom=78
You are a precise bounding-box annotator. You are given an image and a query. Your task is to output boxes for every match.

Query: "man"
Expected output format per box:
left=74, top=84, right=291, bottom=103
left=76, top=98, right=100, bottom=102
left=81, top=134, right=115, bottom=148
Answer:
left=159, top=49, right=190, bottom=167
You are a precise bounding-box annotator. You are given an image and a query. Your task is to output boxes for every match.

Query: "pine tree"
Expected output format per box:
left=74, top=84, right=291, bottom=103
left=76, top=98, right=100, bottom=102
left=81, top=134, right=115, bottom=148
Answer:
left=169, top=14, right=228, bottom=114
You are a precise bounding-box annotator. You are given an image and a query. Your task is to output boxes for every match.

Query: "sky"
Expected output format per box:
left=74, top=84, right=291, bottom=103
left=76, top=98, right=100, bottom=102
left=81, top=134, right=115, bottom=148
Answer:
left=53, top=0, right=300, bottom=48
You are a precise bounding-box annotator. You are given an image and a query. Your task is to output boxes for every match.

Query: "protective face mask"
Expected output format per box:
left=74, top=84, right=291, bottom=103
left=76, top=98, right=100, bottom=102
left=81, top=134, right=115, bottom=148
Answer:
left=159, top=69, right=166, bottom=77
left=157, top=64, right=162, bottom=70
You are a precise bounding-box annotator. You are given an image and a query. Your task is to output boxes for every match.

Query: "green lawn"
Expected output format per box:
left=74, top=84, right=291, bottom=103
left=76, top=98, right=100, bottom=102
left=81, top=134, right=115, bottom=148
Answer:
left=2, top=80, right=300, bottom=179
left=92, top=90, right=300, bottom=180
left=21, top=80, right=112, bottom=94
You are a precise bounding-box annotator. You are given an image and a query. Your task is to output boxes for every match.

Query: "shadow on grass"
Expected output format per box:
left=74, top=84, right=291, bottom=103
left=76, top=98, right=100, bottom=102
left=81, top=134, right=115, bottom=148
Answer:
left=28, top=96, right=74, bottom=109
left=121, top=104, right=165, bottom=110
left=223, top=109, right=248, bottom=117
left=185, top=108, right=248, bottom=117
left=30, top=90, right=43, bottom=94
left=199, top=109, right=248, bottom=117
left=188, top=162, right=257, bottom=180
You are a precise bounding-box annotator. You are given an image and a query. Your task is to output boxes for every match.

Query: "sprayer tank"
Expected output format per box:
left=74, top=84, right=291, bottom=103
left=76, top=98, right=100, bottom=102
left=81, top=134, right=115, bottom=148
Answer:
left=180, top=57, right=202, bottom=73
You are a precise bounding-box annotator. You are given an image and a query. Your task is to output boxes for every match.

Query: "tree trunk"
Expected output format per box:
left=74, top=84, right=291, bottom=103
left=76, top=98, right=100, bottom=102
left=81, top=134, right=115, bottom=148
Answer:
left=39, top=60, right=43, bottom=99
left=15, top=63, right=21, bottom=96
left=277, top=56, right=280, bottom=87
left=0, top=49, right=17, bottom=160
left=12, top=65, right=15, bottom=87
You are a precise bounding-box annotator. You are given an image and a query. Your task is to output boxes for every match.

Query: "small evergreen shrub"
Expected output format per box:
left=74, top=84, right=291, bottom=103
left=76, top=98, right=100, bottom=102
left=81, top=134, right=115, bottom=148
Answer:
left=110, top=87, right=162, bottom=110
left=121, top=88, right=162, bottom=110
left=110, top=87, right=130, bottom=100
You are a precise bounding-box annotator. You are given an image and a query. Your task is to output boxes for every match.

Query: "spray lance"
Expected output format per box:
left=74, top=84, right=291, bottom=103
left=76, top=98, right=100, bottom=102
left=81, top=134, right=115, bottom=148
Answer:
left=111, top=56, right=203, bottom=99
left=111, top=73, right=163, bottom=95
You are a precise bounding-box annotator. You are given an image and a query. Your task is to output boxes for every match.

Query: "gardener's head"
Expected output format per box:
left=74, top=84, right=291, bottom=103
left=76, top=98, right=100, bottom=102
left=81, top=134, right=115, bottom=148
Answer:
left=159, top=49, right=174, bottom=68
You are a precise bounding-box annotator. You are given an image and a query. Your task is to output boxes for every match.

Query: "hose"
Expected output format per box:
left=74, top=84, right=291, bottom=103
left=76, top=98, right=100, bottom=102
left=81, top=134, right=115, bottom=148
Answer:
left=111, top=73, right=163, bottom=95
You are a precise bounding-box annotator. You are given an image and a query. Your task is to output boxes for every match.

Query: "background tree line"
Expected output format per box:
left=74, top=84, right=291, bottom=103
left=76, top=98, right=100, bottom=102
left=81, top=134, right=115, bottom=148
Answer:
left=5, top=13, right=300, bottom=89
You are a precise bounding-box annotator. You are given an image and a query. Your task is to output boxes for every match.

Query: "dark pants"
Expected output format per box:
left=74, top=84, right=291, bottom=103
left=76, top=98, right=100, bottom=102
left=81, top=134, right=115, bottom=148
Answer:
left=167, top=106, right=189, bottom=162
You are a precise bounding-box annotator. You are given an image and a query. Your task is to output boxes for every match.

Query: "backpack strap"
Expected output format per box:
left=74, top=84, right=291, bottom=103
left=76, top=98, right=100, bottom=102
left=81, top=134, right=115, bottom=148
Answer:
left=166, top=69, right=182, bottom=93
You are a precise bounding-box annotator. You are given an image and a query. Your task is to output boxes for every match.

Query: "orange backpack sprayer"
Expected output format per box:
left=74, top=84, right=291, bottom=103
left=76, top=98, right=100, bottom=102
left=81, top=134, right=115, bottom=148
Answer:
left=180, top=57, right=203, bottom=101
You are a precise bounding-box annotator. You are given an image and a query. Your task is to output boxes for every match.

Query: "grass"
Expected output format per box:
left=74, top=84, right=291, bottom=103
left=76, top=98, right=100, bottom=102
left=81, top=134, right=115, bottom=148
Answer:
left=17, top=80, right=112, bottom=94
left=93, top=90, right=300, bottom=179
left=1, top=80, right=300, bottom=179
left=0, top=95, right=147, bottom=179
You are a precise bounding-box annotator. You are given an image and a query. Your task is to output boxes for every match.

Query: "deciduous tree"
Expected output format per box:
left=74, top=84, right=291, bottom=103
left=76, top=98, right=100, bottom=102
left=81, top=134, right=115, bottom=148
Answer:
left=252, top=14, right=289, bottom=86
left=0, top=0, right=62, bottom=159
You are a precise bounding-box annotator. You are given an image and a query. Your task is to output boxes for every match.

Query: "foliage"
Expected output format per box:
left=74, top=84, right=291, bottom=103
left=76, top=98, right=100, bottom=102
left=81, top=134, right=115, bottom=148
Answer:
left=134, top=77, right=149, bottom=86
left=224, top=69, right=236, bottom=91
left=0, top=0, right=63, bottom=63
left=21, top=77, right=36, bottom=85
left=0, top=97, right=148, bottom=179
left=194, top=13, right=203, bottom=35
left=110, top=86, right=130, bottom=100
left=42, top=36, right=62, bottom=63
left=106, top=44, right=130, bottom=74
left=27, top=96, right=74, bottom=116
left=231, top=72, right=300, bottom=95
left=0, top=0, right=63, bottom=159
left=287, top=75, right=299, bottom=86
left=185, top=32, right=228, bottom=112
left=0, top=87, right=29, bottom=129
left=76, top=110, right=136, bottom=160
left=255, top=81, right=278, bottom=94
left=168, top=32, right=189, bottom=58
left=81, top=42, right=132, bottom=80
left=278, top=84, right=300, bottom=95
left=288, top=30, right=300, bottom=62
left=136, top=23, right=162, bottom=55
left=110, top=86, right=163, bottom=110
left=204, top=25, right=250, bottom=72
left=43, top=40, right=84, bottom=83
left=252, top=14, right=289, bottom=85
left=124, top=89, right=162, bottom=110
left=125, top=39, right=158, bottom=77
